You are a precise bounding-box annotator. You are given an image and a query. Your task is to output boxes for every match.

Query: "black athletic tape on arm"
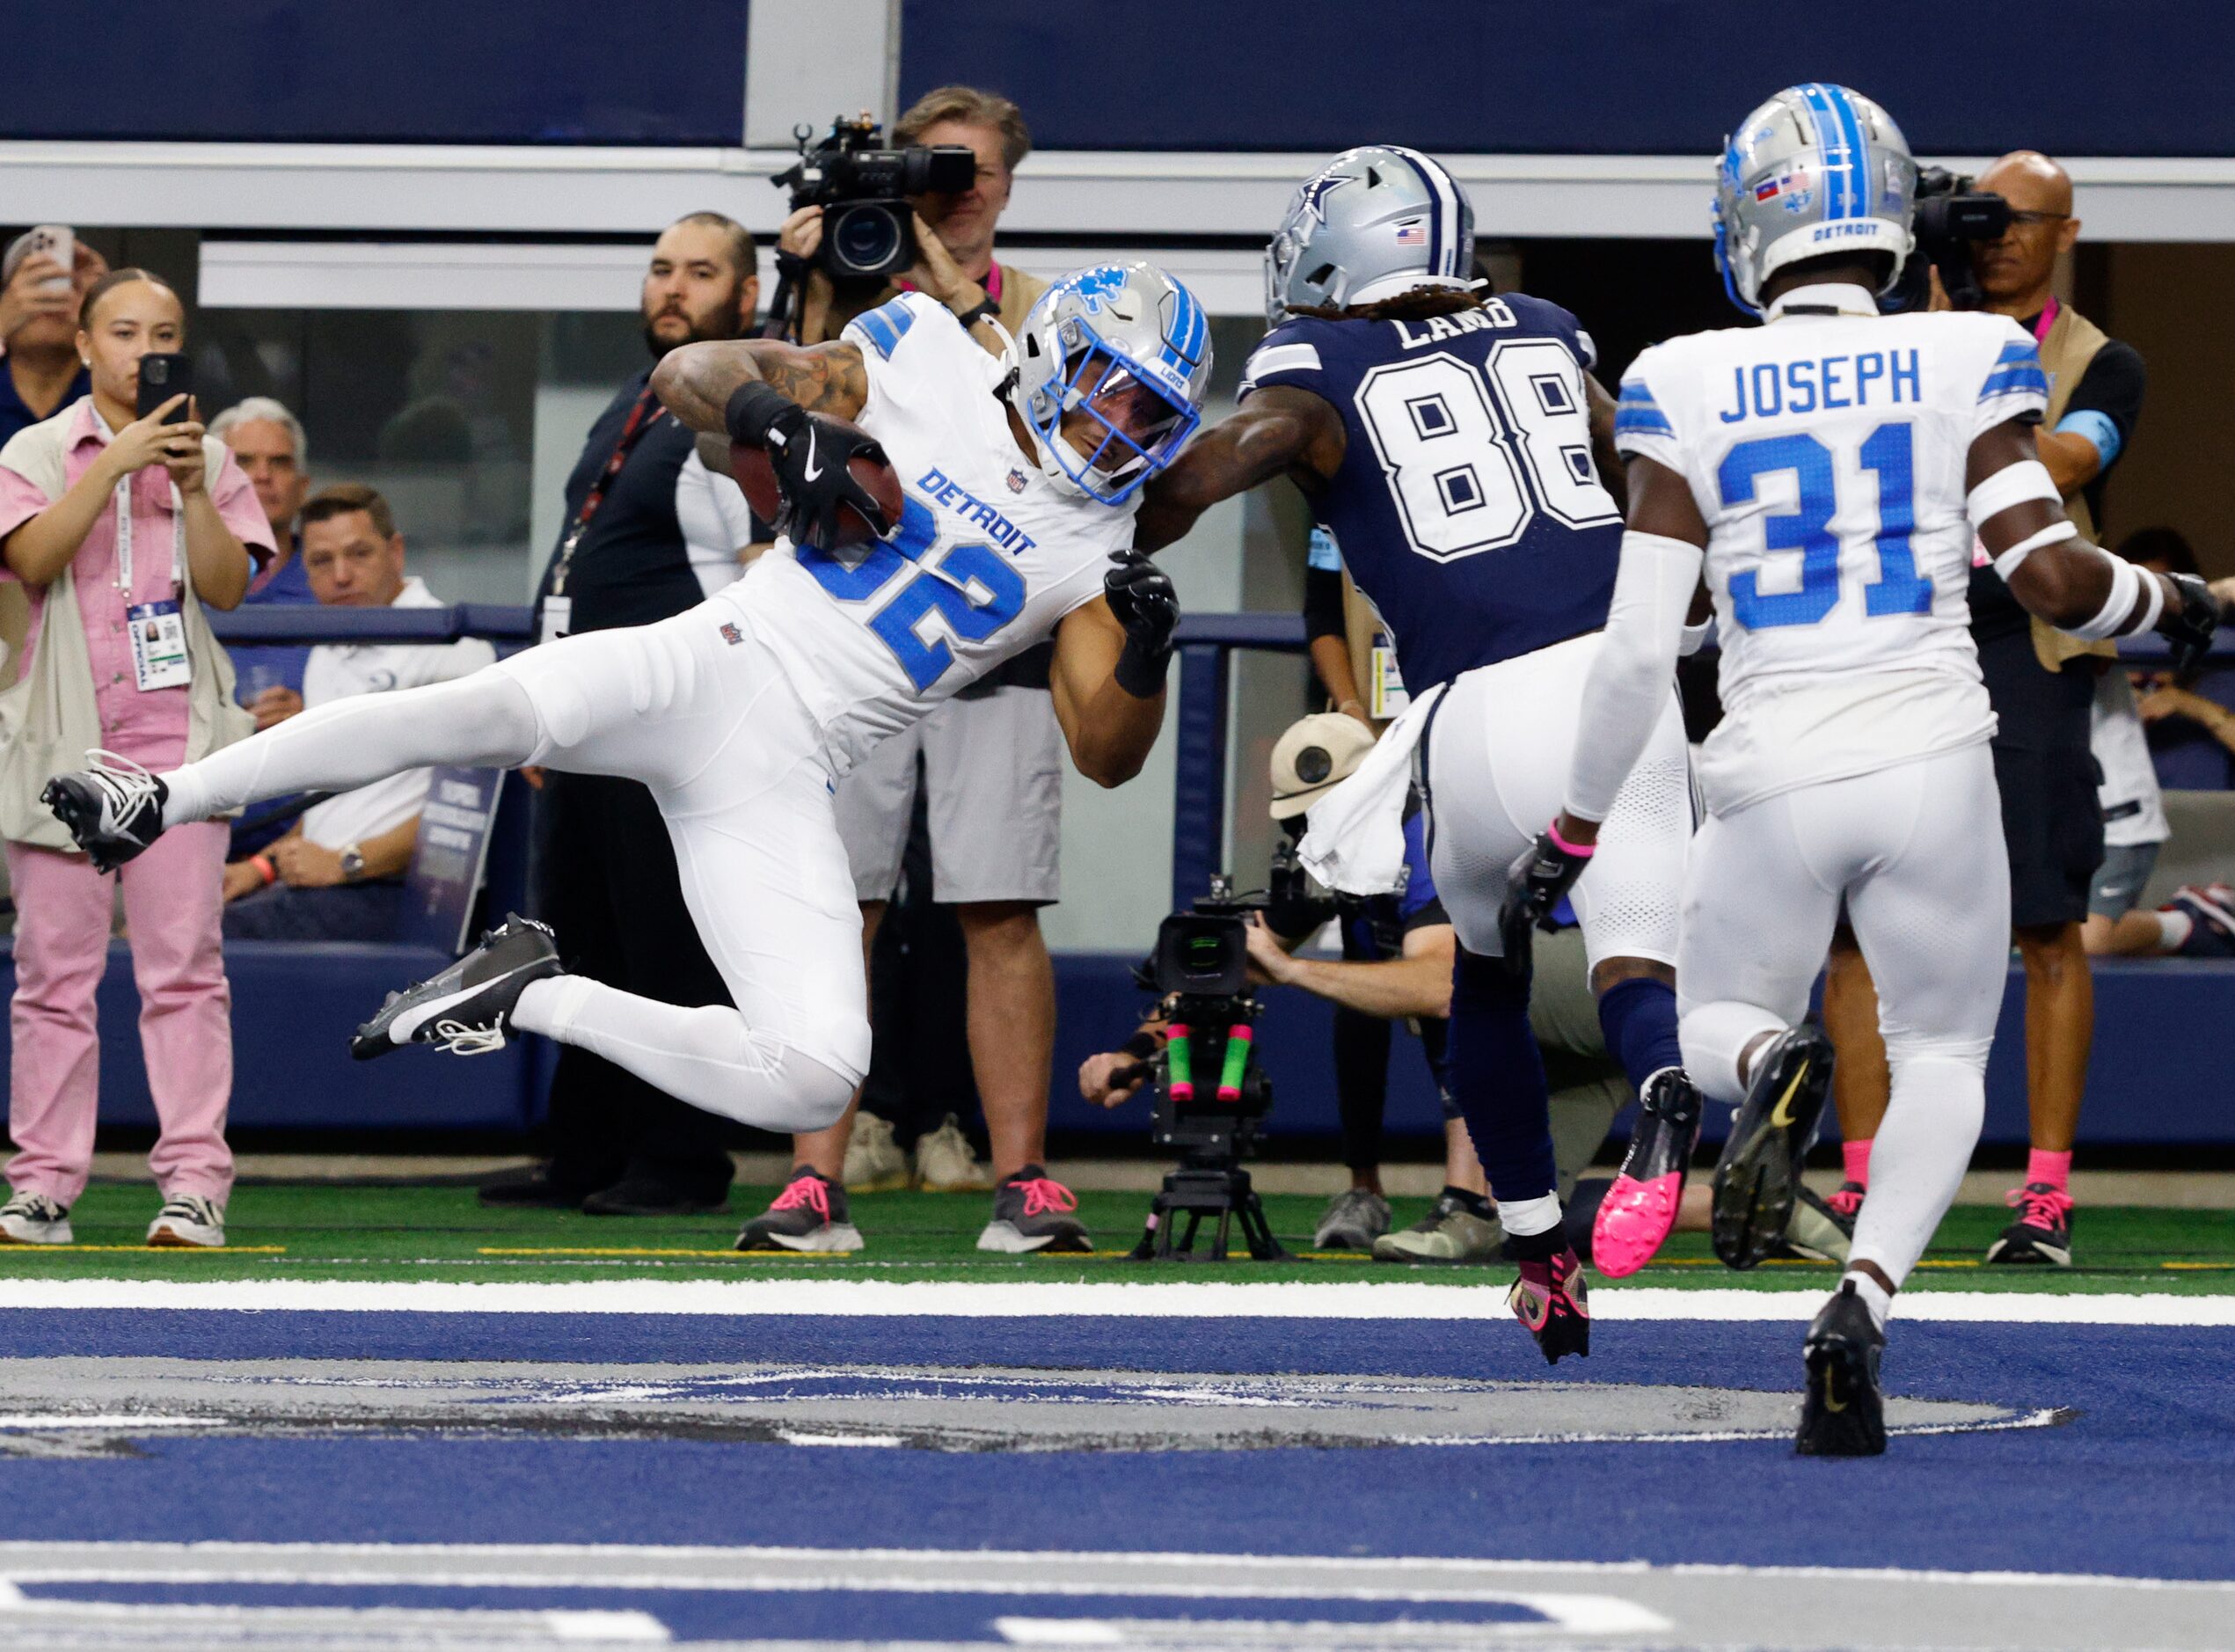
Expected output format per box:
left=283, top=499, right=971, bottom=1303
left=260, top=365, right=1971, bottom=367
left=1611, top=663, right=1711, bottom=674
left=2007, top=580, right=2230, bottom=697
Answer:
left=725, top=381, right=801, bottom=448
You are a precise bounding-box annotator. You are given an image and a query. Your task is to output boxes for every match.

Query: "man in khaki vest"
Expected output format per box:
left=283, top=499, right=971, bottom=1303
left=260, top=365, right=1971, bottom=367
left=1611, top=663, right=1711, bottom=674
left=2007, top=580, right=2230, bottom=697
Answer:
left=740, top=87, right=1079, bottom=1255
left=1825, top=151, right=2146, bottom=1269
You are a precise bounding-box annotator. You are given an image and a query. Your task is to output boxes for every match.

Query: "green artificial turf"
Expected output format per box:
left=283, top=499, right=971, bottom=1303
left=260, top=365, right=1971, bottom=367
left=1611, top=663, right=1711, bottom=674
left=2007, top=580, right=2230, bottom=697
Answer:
left=1, top=1180, right=2230, bottom=1293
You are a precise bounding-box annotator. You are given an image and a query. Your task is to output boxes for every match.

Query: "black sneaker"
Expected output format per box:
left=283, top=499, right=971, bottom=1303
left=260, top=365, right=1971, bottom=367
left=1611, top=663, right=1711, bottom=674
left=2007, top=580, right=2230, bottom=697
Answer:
left=1591, top=1065, right=1704, bottom=1277
left=1796, top=1280, right=1887, bottom=1457
left=1984, top=1182, right=2075, bottom=1267
left=583, top=1173, right=731, bottom=1217
left=977, top=1166, right=1091, bottom=1254
left=735, top=1170, right=862, bottom=1253
left=43, top=751, right=169, bottom=874
left=351, top=914, right=562, bottom=1060
left=1712, top=1025, right=1834, bottom=1270
left=1771, top=1185, right=1854, bottom=1265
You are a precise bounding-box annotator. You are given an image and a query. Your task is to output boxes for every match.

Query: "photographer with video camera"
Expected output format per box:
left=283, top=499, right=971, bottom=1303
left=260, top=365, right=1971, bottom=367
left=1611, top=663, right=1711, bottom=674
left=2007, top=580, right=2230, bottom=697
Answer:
left=1827, top=151, right=2150, bottom=1270
left=738, top=86, right=1085, bottom=1258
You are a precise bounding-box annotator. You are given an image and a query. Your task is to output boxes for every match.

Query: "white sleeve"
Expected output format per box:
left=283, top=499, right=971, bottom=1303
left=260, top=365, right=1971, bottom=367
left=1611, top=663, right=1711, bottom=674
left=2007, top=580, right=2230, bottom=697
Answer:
left=676, top=450, right=756, bottom=598
left=1611, top=346, right=1684, bottom=476
left=1565, top=531, right=1705, bottom=823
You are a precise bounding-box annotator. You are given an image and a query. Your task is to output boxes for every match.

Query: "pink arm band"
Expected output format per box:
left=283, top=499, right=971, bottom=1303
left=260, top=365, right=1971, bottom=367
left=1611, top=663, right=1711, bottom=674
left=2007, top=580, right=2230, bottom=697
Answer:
left=1546, top=820, right=1596, bottom=859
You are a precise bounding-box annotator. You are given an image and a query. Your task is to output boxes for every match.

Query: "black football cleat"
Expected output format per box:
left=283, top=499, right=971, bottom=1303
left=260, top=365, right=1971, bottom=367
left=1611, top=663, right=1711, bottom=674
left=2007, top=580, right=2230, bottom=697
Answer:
left=1796, top=1280, right=1887, bottom=1457
left=1984, top=1182, right=2075, bottom=1267
left=352, top=914, right=562, bottom=1060
left=1712, top=1024, right=1834, bottom=1270
left=1591, top=1065, right=1704, bottom=1277
left=1508, top=1246, right=1590, bottom=1364
left=43, top=751, right=169, bottom=874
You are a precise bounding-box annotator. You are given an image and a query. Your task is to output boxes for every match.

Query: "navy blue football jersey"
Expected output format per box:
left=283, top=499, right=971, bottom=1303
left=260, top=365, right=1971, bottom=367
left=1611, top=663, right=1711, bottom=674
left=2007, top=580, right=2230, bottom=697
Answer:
left=1241, top=294, right=1622, bottom=692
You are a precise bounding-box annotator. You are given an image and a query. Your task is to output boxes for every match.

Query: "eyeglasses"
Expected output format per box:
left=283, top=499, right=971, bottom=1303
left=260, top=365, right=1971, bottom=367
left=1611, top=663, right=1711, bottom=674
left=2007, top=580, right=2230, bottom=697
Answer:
left=2005, top=209, right=2070, bottom=230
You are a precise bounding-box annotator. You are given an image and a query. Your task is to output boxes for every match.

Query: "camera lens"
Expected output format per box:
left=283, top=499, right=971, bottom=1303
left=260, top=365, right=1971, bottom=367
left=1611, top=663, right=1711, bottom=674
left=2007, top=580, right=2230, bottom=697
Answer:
left=829, top=203, right=903, bottom=278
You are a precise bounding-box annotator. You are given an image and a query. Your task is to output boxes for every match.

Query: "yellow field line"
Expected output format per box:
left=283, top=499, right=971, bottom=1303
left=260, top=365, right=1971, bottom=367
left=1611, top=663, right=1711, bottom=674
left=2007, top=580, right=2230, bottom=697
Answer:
left=480, top=1246, right=763, bottom=1259
left=2163, top=1261, right=2235, bottom=1271
left=0, top=1245, right=287, bottom=1254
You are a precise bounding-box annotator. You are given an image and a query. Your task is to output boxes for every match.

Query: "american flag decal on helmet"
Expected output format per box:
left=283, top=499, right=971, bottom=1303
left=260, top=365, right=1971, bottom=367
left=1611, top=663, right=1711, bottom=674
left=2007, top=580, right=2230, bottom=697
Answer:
left=1394, top=218, right=1428, bottom=246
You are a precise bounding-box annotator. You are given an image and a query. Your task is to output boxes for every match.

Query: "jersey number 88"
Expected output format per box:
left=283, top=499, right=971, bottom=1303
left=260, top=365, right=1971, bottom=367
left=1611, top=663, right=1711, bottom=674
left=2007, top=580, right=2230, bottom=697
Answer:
left=1353, top=340, right=1619, bottom=562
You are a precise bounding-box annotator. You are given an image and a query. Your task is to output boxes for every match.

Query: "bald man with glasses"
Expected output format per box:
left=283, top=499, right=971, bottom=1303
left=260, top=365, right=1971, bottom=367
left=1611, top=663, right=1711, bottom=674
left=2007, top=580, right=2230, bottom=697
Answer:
left=1823, top=150, right=2146, bottom=1270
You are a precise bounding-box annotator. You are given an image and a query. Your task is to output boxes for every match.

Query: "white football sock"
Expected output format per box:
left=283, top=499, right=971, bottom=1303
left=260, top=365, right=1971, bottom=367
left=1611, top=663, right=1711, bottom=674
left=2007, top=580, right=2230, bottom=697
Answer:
left=1497, top=1192, right=1563, bottom=1239
left=1842, top=1269, right=1892, bottom=1331
left=162, top=670, right=539, bottom=827
left=1846, top=1053, right=1985, bottom=1308
left=2155, top=909, right=2192, bottom=950
left=513, top=975, right=855, bottom=1134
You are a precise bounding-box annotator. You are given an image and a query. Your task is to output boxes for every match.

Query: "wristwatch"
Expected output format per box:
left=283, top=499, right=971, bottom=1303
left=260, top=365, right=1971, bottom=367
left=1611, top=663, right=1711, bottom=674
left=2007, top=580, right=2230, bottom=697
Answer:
left=339, top=843, right=365, bottom=882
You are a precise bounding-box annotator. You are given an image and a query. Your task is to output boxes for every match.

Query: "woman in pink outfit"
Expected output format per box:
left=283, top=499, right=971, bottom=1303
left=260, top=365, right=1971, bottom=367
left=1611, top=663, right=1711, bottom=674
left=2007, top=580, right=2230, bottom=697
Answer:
left=0, top=268, right=272, bottom=1248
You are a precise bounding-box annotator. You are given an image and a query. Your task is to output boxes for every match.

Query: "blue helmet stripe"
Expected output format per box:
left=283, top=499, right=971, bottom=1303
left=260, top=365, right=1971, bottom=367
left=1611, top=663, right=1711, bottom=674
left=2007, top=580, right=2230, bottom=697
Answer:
left=1390, top=147, right=1450, bottom=276
left=1797, top=84, right=1845, bottom=220
left=1825, top=84, right=1871, bottom=226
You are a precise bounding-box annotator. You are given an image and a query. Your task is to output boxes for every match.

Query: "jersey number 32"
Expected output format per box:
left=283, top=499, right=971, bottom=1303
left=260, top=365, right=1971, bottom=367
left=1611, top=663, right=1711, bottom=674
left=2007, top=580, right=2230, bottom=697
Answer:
left=1353, top=340, right=1618, bottom=561
left=801, top=495, right=1026, bottom=690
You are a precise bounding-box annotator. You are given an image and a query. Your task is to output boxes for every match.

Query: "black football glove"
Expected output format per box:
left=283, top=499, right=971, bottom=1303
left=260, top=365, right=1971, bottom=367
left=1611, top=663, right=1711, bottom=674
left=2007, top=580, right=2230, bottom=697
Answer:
left=2158, top=570, right=2221, bottom=681
left=1496, top=825, right=1594, bottom=976
left=724, top=382, right=892, bottom=549
left=1106, top=552, right=1180, bottom=698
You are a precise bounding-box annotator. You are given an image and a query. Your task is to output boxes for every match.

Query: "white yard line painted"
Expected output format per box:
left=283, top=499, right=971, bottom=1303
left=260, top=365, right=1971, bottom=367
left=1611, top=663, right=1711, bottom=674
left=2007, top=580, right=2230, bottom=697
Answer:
left=0, top=1277, right=2231, bottom=1324
left=0, top=1541, right=2228, bottom=1596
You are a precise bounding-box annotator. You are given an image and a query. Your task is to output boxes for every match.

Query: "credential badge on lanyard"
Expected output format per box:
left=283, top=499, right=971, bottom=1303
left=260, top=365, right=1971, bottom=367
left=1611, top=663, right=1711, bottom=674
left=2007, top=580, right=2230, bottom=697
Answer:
left=118, top=473, right=191, bottom=693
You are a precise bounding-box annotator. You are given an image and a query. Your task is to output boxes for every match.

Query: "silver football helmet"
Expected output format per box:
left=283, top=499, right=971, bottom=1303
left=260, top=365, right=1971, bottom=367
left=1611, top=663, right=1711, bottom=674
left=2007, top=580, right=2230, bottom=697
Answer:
left=1714, top=83, right=1917, bottom=315
left=1009, top=262, right=1212, bottom=506
left=1265, top=145, right=1475, bottom=327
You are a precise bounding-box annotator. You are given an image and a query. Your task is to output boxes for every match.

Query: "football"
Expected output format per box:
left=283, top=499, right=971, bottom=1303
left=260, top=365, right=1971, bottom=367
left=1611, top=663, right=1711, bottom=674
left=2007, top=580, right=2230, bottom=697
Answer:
left=727, top=417, right=903, bottom=548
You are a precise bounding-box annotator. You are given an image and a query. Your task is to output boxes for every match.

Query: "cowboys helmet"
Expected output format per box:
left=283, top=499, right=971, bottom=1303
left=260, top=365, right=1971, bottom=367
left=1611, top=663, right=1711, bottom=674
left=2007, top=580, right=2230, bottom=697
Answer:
left=1714, top=83, right=1917, bottom=315
left=1010, top=262, right=1211, bottom=507
left=1265, top=145, right=1476, bottom=327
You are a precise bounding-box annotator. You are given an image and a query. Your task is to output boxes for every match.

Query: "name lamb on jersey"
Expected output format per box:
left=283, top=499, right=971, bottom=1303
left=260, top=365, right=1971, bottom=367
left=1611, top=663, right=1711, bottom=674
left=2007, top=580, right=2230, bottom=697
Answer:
left=915, top=466, right=1038, bottom=556
left=1718, top=348, right=1922, bottom=424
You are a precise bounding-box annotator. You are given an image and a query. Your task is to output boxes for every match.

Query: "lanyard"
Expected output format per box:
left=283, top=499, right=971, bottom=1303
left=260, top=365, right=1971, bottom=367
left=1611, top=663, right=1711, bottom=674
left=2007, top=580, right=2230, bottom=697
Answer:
left=112, top=472, right=184, bottom=600
left=549, top=383, right=664, bottom=596
left=2032, top=296, right=2060, bottom=346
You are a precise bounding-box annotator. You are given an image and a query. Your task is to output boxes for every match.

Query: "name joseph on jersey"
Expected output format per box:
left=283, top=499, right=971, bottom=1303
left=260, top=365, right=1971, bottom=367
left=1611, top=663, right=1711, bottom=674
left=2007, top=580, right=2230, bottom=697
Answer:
left=1716, top=347, right=1923, bottom=423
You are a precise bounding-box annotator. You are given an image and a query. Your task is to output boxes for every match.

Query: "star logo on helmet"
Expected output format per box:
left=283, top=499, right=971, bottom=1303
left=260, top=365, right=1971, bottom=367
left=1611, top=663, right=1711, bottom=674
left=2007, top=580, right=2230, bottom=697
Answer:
left=1296, top=171, right=1350, bottom=227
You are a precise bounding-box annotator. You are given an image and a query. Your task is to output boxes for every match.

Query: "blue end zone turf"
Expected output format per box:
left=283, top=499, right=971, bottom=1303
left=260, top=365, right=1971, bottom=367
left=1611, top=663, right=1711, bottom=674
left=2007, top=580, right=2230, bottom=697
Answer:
left=3, top=1309, right=2231, bottom=1585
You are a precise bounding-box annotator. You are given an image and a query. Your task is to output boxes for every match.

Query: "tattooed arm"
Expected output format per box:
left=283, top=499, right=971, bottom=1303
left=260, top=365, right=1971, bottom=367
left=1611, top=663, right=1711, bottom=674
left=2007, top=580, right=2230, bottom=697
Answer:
left=650, top=339, right=871, bottom=434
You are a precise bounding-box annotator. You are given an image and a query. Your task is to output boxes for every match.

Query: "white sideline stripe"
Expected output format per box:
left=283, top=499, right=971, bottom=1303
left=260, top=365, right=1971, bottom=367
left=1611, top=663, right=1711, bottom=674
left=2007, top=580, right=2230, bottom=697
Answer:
left=0, top=1540, right=2229, bottom=1597
left=0, top=1277, right=2231, bottom=1324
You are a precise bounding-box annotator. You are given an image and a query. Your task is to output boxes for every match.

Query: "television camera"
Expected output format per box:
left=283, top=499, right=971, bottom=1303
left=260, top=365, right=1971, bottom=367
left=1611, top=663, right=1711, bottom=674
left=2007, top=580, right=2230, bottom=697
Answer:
left=1126, top=874, right=1284, bottom=1262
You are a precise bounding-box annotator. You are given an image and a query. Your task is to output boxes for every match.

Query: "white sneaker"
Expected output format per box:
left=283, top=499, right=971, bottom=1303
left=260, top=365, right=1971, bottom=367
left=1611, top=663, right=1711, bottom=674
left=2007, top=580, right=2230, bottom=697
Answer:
left=843, top=1111, right=910, bottom=1194
left=0, top=1190, right=72, bottom=1246
left=147, top=1194, right=226, bottom=1248
left=914, top=1114, right=991, bottom=1193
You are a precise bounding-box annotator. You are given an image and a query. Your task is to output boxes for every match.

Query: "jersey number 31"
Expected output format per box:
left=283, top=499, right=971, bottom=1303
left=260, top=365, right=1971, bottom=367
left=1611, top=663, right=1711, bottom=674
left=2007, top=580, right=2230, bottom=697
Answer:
left=1354, top=340, right=1618, bottom=561
left=1719, top=423, right=1931, bottom=631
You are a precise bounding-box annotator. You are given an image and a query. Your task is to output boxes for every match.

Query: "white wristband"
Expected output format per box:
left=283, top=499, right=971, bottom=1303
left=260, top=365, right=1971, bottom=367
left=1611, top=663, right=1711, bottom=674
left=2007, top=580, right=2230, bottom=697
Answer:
left=2068, top=554, right=2144, bottom=641
left=2133, top=570, right=2166, bottom=636
left=1967, top=458, right=2061, bottom=528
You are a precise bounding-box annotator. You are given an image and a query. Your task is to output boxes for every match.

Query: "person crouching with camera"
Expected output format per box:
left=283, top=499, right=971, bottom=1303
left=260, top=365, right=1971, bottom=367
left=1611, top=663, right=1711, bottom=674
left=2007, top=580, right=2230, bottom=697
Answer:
left=739, top=86, right=1079, bottom=1257
left=0, top=267, right=271, bottom=1249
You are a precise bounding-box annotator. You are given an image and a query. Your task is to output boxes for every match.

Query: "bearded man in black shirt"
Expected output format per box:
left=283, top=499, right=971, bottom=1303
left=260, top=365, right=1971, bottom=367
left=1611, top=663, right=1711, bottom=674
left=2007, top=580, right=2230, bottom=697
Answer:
left=481, top=212, right=764, bottom=1215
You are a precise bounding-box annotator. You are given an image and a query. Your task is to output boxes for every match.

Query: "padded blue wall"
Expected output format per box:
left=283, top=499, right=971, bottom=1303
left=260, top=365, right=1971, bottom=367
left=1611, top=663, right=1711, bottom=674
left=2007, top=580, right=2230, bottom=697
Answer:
left=902, top=1, right=2235, bottom=157
left=0, top=4, right=747, bottom=144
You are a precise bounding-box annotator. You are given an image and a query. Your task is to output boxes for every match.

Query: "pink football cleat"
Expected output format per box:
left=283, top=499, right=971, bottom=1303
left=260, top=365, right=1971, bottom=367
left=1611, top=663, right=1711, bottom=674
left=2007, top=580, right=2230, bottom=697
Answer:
left=1591, top=1067, right=1703, bottom=1277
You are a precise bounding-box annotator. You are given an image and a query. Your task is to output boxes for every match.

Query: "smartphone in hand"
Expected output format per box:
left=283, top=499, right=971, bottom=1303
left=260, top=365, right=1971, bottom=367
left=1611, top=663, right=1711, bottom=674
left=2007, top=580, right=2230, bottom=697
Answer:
left=135, top=353, right=194, bottom=423
left=21, top=226, right=72, bottom=295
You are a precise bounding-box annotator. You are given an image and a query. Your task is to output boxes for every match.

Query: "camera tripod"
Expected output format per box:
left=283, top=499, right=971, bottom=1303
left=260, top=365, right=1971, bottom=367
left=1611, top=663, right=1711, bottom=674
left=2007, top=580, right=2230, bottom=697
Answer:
left=1128, top=1148, right=1287, bottom=1262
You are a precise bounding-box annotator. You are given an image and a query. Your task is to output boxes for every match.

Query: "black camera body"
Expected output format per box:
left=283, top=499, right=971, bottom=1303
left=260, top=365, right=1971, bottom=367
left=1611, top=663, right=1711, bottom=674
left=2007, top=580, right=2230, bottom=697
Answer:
left=1888, top=166, right=2013, bottom=312
left=772, top=115, right=976, bottom=282
left=1128, top=878, right=1282, bottom=1261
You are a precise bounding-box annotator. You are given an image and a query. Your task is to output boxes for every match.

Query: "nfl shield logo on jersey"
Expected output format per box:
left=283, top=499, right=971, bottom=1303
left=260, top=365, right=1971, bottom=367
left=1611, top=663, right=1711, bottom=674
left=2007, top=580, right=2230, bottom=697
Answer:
left=1006, top=468, right=1027, bottom=495
left=719, top=621, right=743, bottom=646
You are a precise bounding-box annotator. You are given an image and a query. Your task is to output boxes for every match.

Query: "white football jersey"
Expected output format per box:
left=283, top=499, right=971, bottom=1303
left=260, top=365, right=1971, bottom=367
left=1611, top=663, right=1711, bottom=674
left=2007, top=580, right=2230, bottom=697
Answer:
left=727, top=291, right=1135, bottom=773
left=1616, top=282, right=2049, bottom=813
